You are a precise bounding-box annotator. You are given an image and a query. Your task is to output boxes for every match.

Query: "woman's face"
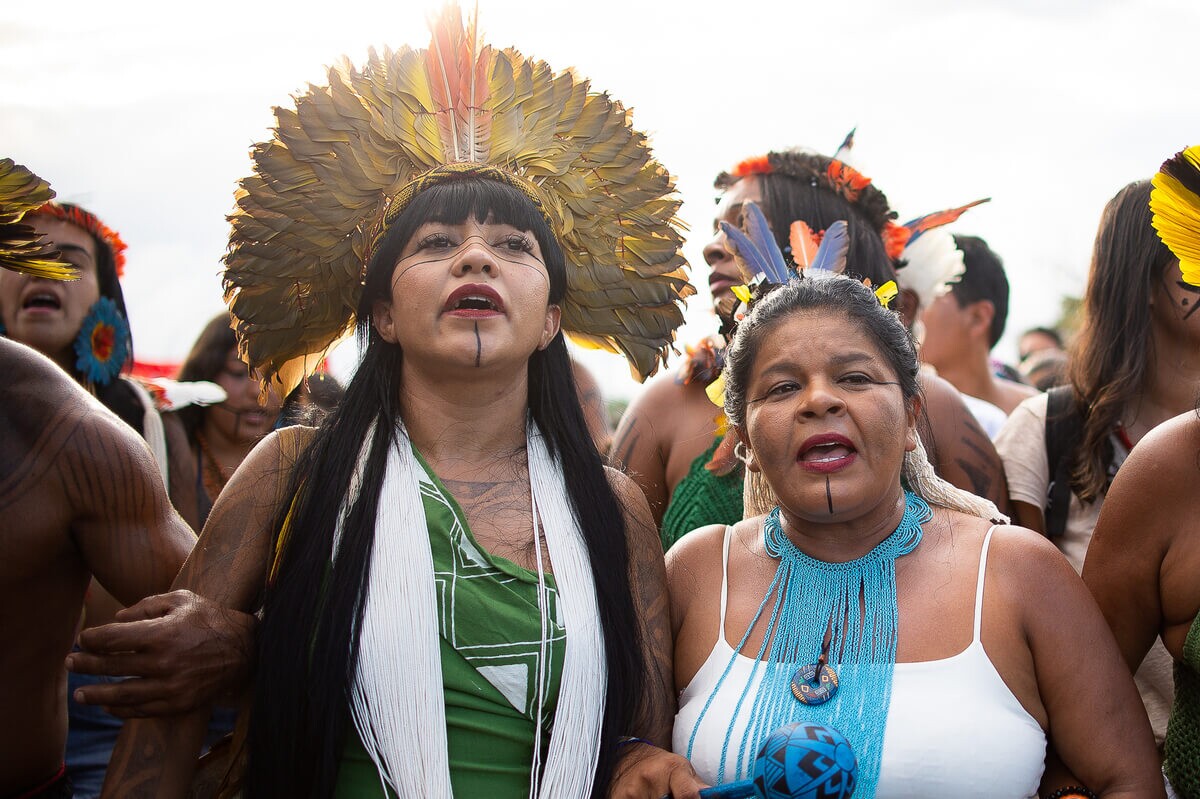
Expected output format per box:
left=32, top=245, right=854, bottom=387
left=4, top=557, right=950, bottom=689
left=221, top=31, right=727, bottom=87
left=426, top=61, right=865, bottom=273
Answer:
left=1151, top=258, right=1200, bottom=345
left=704, top=176, right=764, bottom=309
left=0, top=217, right=102, bottom=368
left=373, top=215, right=561, bottom=372
left=740, top=308, right=918, bottom=523
left=207, top=348, right=283, bottom=444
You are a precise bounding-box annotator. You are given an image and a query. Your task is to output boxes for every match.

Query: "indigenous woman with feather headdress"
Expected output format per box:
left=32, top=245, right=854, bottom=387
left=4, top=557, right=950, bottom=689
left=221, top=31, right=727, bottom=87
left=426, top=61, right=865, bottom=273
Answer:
left=101, top=9, right=699, bottom=799
left=666, top=207, right=1162, bottom=797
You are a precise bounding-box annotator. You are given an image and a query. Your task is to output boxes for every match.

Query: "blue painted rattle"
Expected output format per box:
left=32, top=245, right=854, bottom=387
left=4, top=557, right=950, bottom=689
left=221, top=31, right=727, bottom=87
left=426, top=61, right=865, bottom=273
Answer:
left=698, top=721, right=857, bottom=799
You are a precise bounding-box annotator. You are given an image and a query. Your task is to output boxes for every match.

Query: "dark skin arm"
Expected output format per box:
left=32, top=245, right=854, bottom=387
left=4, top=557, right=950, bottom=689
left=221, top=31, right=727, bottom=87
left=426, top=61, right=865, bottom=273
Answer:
left=101, top=427, right=307, bottom=799
left=607, top=468, right=704, bottom=799
left=1084, top=412, right=1200, bottom=672
left=610, top=378, right=676, bottom=525
left=918, top=372, right=1011, bottom=515
left=986, top=528, right=1162, bottom=798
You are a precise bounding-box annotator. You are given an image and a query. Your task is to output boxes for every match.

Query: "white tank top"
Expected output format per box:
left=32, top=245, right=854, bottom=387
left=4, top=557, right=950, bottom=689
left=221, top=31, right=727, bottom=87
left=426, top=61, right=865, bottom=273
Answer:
left=673, top=525, right=1047, bottom=797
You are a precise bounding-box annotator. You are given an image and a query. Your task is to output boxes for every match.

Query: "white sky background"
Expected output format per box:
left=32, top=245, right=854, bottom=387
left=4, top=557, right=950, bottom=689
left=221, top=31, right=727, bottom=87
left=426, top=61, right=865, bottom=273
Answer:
left=3, top=0, right=1197, bottom=401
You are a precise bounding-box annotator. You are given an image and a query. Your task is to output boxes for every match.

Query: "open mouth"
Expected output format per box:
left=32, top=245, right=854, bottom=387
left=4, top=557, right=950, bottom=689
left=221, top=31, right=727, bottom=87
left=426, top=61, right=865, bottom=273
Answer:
left=443, top=284, right=505, bottom=316
left=797, top=435, right=857, bottom=473
left=22, top=292, right=62, bottom=311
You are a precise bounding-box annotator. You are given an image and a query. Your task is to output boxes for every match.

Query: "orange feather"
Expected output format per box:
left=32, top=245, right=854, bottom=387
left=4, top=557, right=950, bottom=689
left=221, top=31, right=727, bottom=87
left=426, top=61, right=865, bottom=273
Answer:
left=789, top=219, right=820, bottom=268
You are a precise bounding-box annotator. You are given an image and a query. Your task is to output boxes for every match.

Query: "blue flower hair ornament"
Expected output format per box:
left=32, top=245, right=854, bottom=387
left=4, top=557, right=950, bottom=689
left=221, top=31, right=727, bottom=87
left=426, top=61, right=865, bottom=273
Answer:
left=74, top=296, right=130, bottom=386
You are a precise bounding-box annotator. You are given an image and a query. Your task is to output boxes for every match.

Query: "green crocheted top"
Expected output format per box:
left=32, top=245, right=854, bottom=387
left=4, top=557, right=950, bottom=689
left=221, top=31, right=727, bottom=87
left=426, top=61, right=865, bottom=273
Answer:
left=659, top=437, right=744, bottom=552
left=1166, top=615, right=1200, bottom=797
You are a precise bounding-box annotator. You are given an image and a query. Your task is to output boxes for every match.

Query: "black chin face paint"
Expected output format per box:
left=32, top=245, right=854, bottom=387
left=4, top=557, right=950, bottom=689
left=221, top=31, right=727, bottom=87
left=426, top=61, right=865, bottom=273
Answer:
left=474, top=321, right=482, bottom=367
left=826, top=475, right=834, bottom=515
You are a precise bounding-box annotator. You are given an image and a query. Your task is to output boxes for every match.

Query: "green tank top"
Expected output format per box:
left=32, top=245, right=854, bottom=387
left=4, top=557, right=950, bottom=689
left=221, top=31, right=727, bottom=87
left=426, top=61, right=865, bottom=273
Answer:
left=659, top=437, right=744, bottom=552
left=1166, top=615, right=1200, bottom=797
left=334, top=455, right=565, bottom=797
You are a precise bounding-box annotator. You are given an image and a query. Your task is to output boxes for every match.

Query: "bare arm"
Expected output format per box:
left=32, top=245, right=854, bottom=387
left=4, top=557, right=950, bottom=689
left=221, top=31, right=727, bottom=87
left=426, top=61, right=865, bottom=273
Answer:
left=69, top=410, right=195, bottom=606
left=610, top=383, right=674, bottom=526
left=919, top=373, right=1010, bottom=514
left=1085, top=414, right=1200, bottom=671
left=607, top=468, right=704, bottom=799
left=991, top=528, right=1163, bottom=797
left=101, top=427, right=310, bottom=798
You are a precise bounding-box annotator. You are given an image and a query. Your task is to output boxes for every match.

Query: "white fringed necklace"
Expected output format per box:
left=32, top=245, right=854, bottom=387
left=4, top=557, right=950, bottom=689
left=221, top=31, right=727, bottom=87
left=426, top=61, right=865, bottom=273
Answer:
left=340, top=417, right=606, bottom=798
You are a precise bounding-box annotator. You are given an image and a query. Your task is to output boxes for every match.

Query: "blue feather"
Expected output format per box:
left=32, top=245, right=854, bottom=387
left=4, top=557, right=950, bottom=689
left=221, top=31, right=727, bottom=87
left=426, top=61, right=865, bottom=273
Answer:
left=719, top=221, right=772, bottom=281
left=741, top=202, right=790, bottom=283
left=809, top=220, right=849, bottom=274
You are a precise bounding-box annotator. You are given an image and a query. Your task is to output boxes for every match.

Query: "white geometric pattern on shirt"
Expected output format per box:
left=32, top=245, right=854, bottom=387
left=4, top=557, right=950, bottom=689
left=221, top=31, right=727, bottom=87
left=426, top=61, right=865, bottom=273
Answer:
left=421, top=476, right=565, bottom=717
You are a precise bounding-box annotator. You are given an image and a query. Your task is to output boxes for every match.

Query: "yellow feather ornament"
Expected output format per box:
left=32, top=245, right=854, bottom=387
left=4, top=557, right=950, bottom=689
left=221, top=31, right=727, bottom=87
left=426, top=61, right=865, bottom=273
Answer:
left=1151, top=145, right=1200, bottom=287
left=0, top=158, right=76, bottom=281
left=224, top=6, right=693, bottom=394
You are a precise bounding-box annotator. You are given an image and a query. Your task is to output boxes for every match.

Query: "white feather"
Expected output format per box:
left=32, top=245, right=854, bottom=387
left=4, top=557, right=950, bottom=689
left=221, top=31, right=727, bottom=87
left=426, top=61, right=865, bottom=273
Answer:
left=896, top=229, right=966, bottom=312
left=143, top=378, right=227, bottom=411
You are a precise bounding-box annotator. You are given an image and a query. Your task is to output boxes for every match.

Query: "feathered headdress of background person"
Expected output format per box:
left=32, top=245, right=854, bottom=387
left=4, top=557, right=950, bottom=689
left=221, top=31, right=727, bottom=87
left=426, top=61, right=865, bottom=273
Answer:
left=894, top=198, right=990, bottom=313
left=223, top=6, right=693, bottom=395
left=1151, top=145, right=1200, bottom=286
left=0, top=158, right=74, bottom=280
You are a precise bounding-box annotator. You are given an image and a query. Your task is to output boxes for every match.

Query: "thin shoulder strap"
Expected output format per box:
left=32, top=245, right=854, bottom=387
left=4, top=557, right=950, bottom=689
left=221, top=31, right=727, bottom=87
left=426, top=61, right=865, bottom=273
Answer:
left=973, top=525, right=999, bottom=642
left=719, top=525, right=733, bottom=642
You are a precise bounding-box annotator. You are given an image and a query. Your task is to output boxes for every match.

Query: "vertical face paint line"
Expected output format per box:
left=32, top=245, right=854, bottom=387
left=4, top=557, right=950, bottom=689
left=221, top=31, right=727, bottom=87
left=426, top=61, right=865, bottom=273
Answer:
left=474, top=321, right=482, bottom=367
left=826, top=475, right=834, bottom=515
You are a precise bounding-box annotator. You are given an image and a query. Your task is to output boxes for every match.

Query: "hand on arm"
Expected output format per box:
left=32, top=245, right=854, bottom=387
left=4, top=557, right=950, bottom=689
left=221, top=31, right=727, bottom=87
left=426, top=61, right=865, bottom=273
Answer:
left=99, top=427, right=310, bottom=798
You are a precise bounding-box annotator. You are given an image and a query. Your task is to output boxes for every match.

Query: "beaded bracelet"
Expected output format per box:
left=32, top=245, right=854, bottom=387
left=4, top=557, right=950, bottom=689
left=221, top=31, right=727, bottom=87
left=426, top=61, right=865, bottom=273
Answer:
left=1046, top=787, right=1098, bottom=799
left=617, top=736, right=655, bottom=748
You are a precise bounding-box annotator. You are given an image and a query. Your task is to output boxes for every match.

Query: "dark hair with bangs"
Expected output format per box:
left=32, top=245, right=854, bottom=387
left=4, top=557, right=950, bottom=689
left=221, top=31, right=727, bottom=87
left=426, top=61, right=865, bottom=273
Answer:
left=722, top=274, right=921, bottom=431
left=246, top=174, right=643, bottom=798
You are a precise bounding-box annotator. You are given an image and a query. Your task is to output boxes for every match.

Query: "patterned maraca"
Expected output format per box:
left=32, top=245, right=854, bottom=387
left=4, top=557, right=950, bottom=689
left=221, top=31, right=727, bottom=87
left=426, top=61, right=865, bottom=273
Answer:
left=699, top=721, right=857, bottom=799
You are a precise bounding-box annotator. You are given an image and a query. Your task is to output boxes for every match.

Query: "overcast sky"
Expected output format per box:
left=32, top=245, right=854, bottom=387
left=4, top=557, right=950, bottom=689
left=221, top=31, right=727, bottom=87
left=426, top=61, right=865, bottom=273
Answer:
left=4, top=0, right=1196, bottom=399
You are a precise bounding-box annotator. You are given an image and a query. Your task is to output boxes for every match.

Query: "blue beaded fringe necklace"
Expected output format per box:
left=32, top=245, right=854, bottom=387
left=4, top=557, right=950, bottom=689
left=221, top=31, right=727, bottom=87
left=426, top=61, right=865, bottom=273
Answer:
left=687, top=490, right=931, bottom=798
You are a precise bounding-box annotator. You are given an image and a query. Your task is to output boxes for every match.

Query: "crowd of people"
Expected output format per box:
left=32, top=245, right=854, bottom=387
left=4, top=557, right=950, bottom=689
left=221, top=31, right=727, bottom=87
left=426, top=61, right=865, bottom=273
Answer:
left=3, top=7, right=1200, bottom=799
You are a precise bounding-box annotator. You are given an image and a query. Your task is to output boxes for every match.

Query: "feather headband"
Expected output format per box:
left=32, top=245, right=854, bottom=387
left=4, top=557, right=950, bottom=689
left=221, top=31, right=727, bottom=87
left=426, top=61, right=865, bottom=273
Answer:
left=223, top=6, right=693, bottom=394
left=719, top=149, right=905, bottom=258
left=1150, top=145, right=1200, bottom=287
left=0, top=159, right=74, bottom=280
left=32, top=201, right=127, bottom=278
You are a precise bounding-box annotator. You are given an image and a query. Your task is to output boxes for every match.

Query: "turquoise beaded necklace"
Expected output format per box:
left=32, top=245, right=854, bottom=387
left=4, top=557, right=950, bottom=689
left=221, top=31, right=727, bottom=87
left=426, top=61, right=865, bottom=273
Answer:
left=687, top=489, right=931, bottom=798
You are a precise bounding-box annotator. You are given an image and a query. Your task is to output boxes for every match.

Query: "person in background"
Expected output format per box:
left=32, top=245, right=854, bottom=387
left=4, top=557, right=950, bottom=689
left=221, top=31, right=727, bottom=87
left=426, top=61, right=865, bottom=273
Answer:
left=996, top=178, right=1200, bottom=751
left=1019, top=325, right=1065, bottom=362
left=166, top=313, right=284, bottom=531
left=0, top=159, right=194, bottom=799
left=1083, top=144, right=1200, bottom=798
left=918, top=234, right=1037, bottom=433
left=613, top=148, right=1009, bottom=549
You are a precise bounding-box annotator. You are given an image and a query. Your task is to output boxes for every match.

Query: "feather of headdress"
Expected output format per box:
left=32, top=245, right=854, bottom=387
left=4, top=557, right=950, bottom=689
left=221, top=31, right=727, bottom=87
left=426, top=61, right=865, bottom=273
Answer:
left=741, top=201, right=789, bottom=283
left=807, top=220, right=849, bottom=274
left=832, top=127, right=856, bottom=163
left=0, top=158, right=76, bottom=280
left=903, top=198, right=990, bottom=246
left=140, top=378, right=228, bottom=411
left=896, top=228, right=965, bottom=311
left=1151, top=145, right=1200, bottom=287
left=788, top=220, right=821, bottom=270
left=223, top=6, right=691, bottom=393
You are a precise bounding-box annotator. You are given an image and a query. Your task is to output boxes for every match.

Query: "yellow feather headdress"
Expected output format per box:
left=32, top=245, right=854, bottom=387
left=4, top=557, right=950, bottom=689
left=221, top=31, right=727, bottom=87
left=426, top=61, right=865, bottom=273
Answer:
left=224, top=6, right=693, bottom=394
left=0, top=158, right=76, bottom=280
left=1151, top=145, right=1200, bottom=287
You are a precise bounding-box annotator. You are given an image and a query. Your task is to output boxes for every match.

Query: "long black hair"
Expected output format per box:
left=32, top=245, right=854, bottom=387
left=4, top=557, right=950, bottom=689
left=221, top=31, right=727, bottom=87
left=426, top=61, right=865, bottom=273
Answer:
left=246, top=175, right=643, bottom=798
